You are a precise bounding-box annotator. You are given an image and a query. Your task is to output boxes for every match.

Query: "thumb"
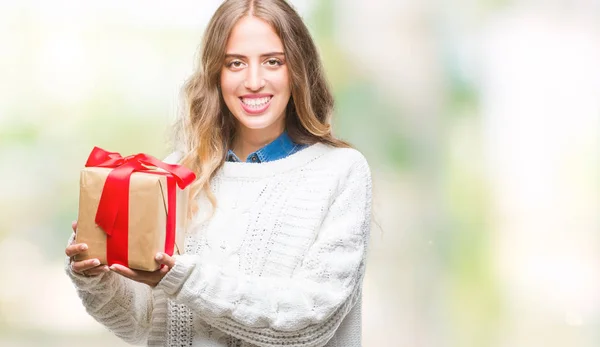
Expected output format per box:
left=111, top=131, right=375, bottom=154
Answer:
left=155, top=252, right=176, bottom=268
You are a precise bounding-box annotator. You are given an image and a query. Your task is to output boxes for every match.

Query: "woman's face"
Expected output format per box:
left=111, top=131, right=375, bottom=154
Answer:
left=220, top=16, right=291, bottom=139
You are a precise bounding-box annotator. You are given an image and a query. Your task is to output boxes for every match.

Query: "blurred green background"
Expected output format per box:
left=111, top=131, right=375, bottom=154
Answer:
left=1, top=0, right=598, bottom=346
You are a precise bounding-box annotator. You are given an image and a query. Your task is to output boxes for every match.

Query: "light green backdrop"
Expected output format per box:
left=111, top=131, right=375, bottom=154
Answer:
left=0, top=1, right=598, bottom=346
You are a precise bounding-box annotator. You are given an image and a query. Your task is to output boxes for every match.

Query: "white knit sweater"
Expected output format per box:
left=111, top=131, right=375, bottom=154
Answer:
left=65, top=142, right=372, bottom=347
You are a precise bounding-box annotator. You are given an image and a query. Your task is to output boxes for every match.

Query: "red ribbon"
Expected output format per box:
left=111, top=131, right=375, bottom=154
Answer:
left=85, top=147, right=195, bottom=268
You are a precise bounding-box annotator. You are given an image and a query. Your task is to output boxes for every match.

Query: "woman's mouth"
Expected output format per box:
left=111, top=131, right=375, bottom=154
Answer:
left=239, top=95, right=272, bottom=115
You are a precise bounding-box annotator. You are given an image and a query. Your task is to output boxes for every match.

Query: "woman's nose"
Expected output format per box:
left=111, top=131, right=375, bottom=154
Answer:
left=244, top=65, right=266, bottom=91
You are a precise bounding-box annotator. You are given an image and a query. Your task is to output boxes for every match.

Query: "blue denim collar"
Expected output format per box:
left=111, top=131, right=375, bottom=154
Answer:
left=227, top=131, right=302, bottom=163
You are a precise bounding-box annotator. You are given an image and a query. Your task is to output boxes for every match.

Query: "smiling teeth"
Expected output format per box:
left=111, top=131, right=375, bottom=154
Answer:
left=242, top=97, right=271, bottom=107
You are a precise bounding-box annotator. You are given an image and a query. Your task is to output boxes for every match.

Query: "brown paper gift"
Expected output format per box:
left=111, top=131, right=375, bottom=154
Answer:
left=74, top=149, right=194, bottom=271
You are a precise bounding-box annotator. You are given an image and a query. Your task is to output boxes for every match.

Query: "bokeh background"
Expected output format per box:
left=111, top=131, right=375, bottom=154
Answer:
left=1, top=0, right=598, bottom=346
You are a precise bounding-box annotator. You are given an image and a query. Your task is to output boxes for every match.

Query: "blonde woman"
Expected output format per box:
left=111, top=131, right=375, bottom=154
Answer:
left=65, top=1, right=372, bottom=346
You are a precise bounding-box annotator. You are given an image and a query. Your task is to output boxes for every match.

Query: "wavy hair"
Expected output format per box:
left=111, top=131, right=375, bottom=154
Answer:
left=174, top=0, right=350, bottom=214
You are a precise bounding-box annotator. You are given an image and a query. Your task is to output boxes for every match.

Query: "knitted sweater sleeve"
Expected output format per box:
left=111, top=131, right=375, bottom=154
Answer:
left=64, top=233, right=154, bottom=345
left=156, top=154, right=372, bottom=347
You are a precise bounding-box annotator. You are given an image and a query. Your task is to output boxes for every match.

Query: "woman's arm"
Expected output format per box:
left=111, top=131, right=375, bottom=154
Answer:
left=65, top=232, right=154, bottom=345
left=156, top=154, right=372, bottom=347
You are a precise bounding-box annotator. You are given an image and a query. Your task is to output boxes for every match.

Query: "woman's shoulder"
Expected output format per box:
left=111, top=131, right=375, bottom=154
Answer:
left=313, top=144, right=372, bottom=201
left=306, top=144, right=372, bottom=190
left=317, top=144, right=371, bottom=172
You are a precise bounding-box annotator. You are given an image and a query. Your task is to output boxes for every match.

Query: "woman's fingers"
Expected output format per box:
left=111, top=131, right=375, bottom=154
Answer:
left=71, top=258, right=101, bottom=273
left=110, top=264, right=170, bottom=287
left=155, top=252, right=176, bottom=268
left=65, top=243, right=88, bottom=257
left=109, top=264, right=141, bottom=280
left=67, top=220, right=105, bottom=277
left=110, top=264, right=154, bottom=285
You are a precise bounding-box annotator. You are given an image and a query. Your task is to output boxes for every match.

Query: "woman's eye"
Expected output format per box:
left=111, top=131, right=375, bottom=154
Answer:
left=265, top=58, right=282, bottom=66
left=227, top=60, right=244, bottom=69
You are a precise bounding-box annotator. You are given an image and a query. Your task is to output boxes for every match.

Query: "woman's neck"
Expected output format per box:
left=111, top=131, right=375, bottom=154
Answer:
left=232, top=127, right=284, bottom=162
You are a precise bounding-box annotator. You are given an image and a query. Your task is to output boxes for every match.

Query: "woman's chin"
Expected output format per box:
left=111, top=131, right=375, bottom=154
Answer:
left=239, top=120, right=269, bottom=130
left=236, top=114, right=283, bottom=132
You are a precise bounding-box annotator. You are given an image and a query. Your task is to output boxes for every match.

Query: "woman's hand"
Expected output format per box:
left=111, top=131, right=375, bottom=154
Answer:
left=109, top=252, right=176, bottom=287
left=65, top=221, right=110, bottom=277
left=66, top=220, right=176, bottom=285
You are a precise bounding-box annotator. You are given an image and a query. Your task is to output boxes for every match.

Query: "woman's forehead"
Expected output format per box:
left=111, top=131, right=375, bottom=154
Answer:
left=225, top=16, right=284, bottom=56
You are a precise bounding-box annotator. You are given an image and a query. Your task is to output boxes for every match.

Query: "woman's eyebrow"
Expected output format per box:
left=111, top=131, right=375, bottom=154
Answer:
left=224, top=52, right=285, bottom=59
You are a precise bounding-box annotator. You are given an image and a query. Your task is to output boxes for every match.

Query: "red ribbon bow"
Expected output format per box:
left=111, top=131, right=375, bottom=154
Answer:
left=85, top=147, right=196, bottom=268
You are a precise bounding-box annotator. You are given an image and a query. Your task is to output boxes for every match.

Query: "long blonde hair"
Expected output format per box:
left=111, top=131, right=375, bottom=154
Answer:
left=174, top=0, right=350, bottom=213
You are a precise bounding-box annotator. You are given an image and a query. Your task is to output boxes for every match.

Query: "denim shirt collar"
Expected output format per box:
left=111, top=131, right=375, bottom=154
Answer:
left=227, top=131, right=301, bottom=163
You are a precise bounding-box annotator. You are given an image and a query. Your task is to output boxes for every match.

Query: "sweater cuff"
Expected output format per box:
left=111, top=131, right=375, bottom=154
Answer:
left=156, top=254, right=195, bottom=296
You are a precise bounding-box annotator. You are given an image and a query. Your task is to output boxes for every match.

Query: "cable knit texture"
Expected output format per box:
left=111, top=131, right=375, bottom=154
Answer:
left=66, top=142, right=372, bottom=347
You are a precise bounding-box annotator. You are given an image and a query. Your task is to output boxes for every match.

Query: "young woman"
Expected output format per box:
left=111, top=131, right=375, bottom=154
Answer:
left=65, top=1, right=372, bottom=346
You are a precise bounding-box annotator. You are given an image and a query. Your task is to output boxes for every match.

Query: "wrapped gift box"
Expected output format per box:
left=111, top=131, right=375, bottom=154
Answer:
left=74, top=148, right=195, bottom=271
